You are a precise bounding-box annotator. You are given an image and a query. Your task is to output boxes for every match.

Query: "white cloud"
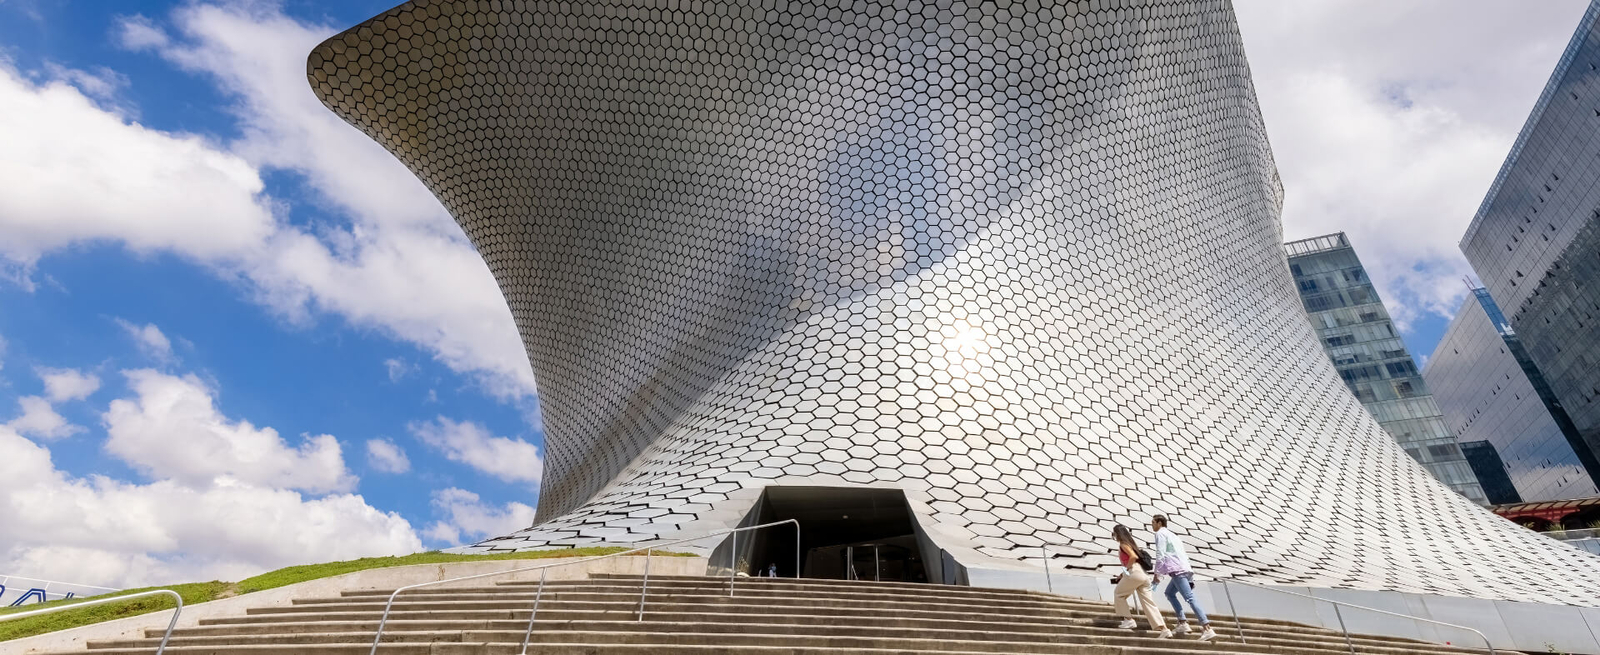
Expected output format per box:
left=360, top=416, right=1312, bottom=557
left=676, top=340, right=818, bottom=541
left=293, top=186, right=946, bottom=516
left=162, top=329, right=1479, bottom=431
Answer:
left=384, top=358, right=412, bottom=383
left=115, top=14, right=171, bottom=51
left=365, top=439, right=410, bottom=474
left=1234, top=0, right=1590, bottom=329
left=113, top=6, right=537, bottom=400
left=103, top=369, right=355, bottom=493
left=0, top=425, right=421, bottom=587
left=0, top=7, right=537, bottom=404
left=409, top=417, right=544, bottom=486
left=423, top=488, right=536, bottom=546
left=6, top=396, right=82, bottom=440
left=37, top=366, right=101, bottom=402
left=0, top=62, right=276, bottom=269
left=114, top=319, right=175, bottom=362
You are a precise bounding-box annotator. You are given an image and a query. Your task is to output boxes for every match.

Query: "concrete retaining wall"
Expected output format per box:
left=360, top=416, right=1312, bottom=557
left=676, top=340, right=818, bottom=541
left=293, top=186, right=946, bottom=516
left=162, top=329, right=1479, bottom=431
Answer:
left=3, top=556, right=706, bottom=654
left=968, top=563, right=1600, bottom=654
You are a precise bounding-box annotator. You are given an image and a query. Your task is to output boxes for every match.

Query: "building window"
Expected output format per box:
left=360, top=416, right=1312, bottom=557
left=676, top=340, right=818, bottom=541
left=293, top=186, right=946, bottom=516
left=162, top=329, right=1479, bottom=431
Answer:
left=1385, top=361, right=1417, bottom=377
left=1359, top=312, right=1381, bottom=322
left=1325, top=335, right=1355, bottom=347
left=1353, top=384, right=1377, bottom=403
left=1394, top=380, right=1416, bottom=398
left=1427, top=444, right=1458, bottom=459
left=1298, top=279, right=1319, bottom=292
left=1290, top=264, right=1303, bottom=277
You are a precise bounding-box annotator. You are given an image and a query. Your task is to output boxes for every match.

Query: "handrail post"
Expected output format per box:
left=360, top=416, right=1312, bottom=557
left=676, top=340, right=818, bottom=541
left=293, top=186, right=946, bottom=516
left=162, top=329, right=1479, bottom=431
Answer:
left=1042, top=545, right=1052, bottom=594
left=794, top=521, right=801, bottom=578
left=874, top=545, right=880, bottom=582
left=729, top=530, right=738, bottom=597
left=1220, top=580, right=1246, bottom=644
left=1332, top=603, right=1355, bottom=655
left=517, top=568, right=546, bottom=655
left=636, top=547, right=651, bottom=621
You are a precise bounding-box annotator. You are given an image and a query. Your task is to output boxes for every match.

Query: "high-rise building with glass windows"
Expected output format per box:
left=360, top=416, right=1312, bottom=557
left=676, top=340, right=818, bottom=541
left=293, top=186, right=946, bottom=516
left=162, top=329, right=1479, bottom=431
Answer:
left=1286, top=233, right=1488, bottom=504
left=1460, top=2, right=1600, bottom=485
left=1425, top=288, right=1600, bottom=502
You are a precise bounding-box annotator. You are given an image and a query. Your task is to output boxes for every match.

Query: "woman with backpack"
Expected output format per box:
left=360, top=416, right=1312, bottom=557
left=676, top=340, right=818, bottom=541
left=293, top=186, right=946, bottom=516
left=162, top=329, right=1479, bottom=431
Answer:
left=1110, top=524, right=1171, bottom=637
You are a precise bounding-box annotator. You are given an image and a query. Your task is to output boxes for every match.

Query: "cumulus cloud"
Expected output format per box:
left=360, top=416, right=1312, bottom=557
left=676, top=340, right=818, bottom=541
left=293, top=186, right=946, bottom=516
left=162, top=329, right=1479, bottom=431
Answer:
left=1234, top=0, right=1590, bottom=328
left=0, top=6, right=536, bottom=402
left=0, top=425, right=421, bottom=587
left=410, top=417, right=543, bottom=486
left=103, top=369, right=355, bottom=493
left=384, top=358, right=412, bottom=382
left=115, top=14, right=171, bottom=51
left=0, top=62, right=276, bottom=269
left=423, top=488, right=536, bottom=546
left=114, top=319, right=176, bottom=362
left=365, top=438, right=410, bottom=474
left=38, top=366, right=101, bottom=402
left=6, top=396, right=82, bottom=440
left=111, top=6, right=536, bottom=400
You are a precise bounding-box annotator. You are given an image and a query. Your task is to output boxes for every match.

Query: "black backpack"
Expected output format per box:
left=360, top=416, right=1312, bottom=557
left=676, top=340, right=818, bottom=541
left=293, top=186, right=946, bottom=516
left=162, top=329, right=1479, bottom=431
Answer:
left=1135, top=548, right=1154, bottom=572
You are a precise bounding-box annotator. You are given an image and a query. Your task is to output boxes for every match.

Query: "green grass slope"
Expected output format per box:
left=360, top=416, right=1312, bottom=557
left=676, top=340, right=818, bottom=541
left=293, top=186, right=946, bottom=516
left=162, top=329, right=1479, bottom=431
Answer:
left=1, top=547, right=687, bottom=642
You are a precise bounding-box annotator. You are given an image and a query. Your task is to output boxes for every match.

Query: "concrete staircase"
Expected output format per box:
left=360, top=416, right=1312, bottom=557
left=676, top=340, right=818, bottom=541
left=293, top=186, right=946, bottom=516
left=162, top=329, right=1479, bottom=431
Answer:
left=55, top=574, right=1495, bottom=654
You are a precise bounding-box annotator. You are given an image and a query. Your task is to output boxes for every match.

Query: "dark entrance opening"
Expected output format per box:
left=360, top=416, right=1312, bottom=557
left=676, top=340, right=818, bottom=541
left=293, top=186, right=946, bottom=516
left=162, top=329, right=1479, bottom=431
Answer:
left=727, top=487, right=931, bottom=582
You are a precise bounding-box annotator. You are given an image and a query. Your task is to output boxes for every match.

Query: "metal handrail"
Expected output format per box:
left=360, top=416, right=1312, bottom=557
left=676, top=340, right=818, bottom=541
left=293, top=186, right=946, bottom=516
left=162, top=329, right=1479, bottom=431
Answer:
left=368, top=519, right=801, bottom=655
left=0, top=589, right=182, bottom=654
left=1216, top=579, right=1495, bottom=655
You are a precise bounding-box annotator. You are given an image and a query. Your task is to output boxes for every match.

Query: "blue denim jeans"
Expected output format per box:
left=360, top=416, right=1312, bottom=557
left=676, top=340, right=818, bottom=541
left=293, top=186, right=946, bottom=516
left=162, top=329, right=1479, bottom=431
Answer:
left=1164, top=573, right=1209, bottom=625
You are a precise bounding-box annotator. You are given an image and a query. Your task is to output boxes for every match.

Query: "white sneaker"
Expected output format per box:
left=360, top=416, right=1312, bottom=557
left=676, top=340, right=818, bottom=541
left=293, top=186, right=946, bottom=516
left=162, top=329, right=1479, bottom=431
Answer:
left=1117, top=618, right=1137, bottom=629
left=1197, top=627, right=1217, bottom=642
left=1157, top=629, right=1174, bottom=639
left=1172, top=623, right=1190, bottom=635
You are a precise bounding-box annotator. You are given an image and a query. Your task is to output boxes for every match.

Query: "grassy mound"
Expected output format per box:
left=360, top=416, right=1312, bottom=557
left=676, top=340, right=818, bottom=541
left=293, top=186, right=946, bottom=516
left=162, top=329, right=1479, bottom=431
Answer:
left=0, top=547, right=689, bottom=642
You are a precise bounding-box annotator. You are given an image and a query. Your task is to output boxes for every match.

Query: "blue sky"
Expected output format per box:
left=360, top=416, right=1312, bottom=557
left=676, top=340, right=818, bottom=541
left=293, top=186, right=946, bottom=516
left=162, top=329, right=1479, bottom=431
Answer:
left=0, top=0, right=548, bottom=588
left=0, top=0, right=1586, bottom=589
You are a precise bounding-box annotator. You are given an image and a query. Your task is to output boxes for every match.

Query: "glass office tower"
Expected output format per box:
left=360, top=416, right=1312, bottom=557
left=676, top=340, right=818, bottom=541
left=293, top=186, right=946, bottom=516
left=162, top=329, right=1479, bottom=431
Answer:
left=1460, top=2, right=1600, bottom=483
left=1459, top=441, right=1523, bottom=505
left=1425, top=288, right=1600, bottom=502
left=1287, top=233, right=1488, bottom=504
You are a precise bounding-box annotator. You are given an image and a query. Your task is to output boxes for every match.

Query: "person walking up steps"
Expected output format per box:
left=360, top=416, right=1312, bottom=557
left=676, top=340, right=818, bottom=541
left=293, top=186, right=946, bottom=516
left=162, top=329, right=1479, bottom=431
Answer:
left=1110, top=524, right=1170, bottom=638
left=1151, top=514, right=1217, bottom=642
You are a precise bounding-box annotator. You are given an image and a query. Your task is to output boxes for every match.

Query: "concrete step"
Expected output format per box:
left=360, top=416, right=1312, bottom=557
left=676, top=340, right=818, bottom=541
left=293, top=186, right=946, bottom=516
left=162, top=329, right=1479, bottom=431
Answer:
left=148, top=616, right=1443, bottom=652
left=573, top=575, right=1340, bottom=632
left=54, top=645, right=1280, bottom=655
left=196, top=604, right=1459, bottom=653
left=335, top=583, right=1217, bottom=617
left=33, top=575, right=1487, bottom=655
left=234, top=597, right=1430, bottom=652
left=116, top=621, right=1476, bottom=655
left=327, top=581, right=1406, bottom=644
left=256, top=592, right=1232, bottom=624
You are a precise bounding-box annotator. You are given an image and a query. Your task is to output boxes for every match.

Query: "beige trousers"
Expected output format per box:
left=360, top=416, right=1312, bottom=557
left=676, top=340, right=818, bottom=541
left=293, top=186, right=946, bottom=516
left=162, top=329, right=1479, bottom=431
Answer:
left=1113, top=566, right=1166, bottom=629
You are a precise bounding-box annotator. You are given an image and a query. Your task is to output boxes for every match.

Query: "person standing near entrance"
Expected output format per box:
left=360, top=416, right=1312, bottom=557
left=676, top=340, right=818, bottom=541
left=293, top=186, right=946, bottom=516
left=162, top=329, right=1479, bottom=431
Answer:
left=1110, top=524, right=1170, bottom=637
left=1150, top=514, right=1217, bottom=642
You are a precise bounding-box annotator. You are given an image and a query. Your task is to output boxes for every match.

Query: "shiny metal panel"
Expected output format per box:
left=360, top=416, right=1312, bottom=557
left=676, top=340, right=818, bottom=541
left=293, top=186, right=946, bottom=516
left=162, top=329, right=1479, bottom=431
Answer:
left=309, top=0, right=1600, bottom=605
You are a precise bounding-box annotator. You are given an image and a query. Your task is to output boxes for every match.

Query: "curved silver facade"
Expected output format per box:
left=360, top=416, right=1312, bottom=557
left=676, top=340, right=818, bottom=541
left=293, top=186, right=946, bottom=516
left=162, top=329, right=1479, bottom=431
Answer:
left=310, top=0, right=1600, bottom=604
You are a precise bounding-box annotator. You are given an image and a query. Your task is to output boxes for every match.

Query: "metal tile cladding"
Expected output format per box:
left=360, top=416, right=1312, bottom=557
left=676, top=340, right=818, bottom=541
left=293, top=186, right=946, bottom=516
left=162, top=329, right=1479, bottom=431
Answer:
left=308, top=0, right=1600, bottom=603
